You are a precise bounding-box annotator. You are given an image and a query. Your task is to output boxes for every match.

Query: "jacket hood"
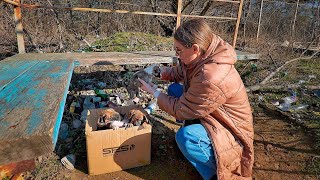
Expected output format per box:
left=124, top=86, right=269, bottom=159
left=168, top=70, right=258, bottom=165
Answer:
left=202, top=34, right=237, bottom=65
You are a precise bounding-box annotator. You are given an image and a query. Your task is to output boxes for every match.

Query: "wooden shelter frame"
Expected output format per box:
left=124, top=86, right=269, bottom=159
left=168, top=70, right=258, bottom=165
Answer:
left=3, top=0, right=244, bottom=54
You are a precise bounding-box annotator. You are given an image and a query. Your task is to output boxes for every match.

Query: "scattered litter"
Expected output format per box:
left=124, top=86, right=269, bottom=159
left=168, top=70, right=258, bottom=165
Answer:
left=92, top=96, right=101, bottom=103
left=308, top=75, right=316, bottom=81
left=59, top=123, right=69, bottom=140
left=79, top=90, right=96, bottom=96
left=72, top=119, right=82, bottom=129
left=69, top=101, right=77, bottom=113
left=83, top=96, right=95, bottom=109
left=271, top=100, right=280, bottom=106
left=80, top=109, right=89, bottom=123
left=95, top=89, right=109, bottom=99
left=276, top=89, right=297, bottom=112
left=282, top=94, right=297, bottom=104
left=97, top=81, right=107, bottom=88
left=251, top=63, right=258, bottom=72
left=289, top=104, right=308, bottom=112
left=85, top=85, right=94, bottom=89
left=277, top=103, right=291, bottom=112
left=61, top=154, right=76, bottom=170
left=314, top=90, right=320, bottom=98
left=99, top=101, right=108, bottom=108
left=82, top=79, right=94, bottom=85
left=258, top=95, right=264, bottom=103
left=145, top=102, right=157, bottom=114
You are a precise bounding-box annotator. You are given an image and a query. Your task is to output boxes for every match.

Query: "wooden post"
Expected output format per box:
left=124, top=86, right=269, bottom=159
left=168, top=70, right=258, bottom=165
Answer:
left=176, top=0, right=182, bottom=30
left=256, top=0, right=264, bottom=42
left=232, top=0, right=244, bottom=48
left=14, top=0, right=26, bottom=54
left=3, top=0, right=19, bottom=6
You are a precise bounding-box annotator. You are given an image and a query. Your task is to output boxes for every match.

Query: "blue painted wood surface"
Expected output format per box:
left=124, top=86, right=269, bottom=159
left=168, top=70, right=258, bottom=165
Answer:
left=0, top=60, right=74, bottom=165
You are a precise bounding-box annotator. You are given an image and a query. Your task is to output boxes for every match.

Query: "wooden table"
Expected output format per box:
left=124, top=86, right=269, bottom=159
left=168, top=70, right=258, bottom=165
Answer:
left=0, top=59, right=74, bottom=165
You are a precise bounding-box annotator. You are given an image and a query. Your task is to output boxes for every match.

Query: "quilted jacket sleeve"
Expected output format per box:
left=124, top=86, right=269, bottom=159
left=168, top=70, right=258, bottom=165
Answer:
left=157, top=74, right=227, bottom=120
left=160, top=64, right=184, bottom=83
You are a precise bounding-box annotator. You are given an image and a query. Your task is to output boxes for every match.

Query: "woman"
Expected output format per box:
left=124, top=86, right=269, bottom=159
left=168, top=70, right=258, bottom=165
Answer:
left=139, top=18, right=254, bottom=180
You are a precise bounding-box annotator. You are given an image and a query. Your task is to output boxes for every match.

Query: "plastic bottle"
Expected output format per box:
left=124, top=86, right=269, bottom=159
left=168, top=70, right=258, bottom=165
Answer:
left=59, top=123, right=69, bottom=140
left=95, top=89, right=109, bottom=99
left=144, top=102, right=157, bottom=114
left=69, top=101, right=77, bottom=113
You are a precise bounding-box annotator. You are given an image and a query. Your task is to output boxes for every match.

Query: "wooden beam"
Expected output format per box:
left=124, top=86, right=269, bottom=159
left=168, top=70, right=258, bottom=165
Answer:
left=176, top=0, right=183, bottom=30
left=2, top=0, right=19, bottom=6
left=3, top=51, right=260, bottom=66
left=20, top=3, right=237, bottom=21
left=232, top=0, right=244, bottom=47
left=212, top=0, right=240, bottom=3
left=21, top=4, right=178, bottom=17
left=14, top=0, right=25, bottom=54
left=182, top=14, right=237, bottom=20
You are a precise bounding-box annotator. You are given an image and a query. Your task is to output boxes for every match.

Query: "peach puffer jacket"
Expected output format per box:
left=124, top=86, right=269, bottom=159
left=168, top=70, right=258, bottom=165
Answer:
left=157, top=34, right=254, bottom=180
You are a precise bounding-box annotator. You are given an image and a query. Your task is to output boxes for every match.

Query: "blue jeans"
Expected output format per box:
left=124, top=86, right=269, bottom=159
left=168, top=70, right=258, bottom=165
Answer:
left=168, top=83, right=217, bottom=180
left=167, top=83, right=183, bottom=123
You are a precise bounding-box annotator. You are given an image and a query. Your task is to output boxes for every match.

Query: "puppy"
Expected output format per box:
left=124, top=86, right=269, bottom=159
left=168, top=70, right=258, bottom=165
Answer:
left=126, top=70, right=153, bottom=99
left=126, top=65, right=160, bottom=99
left=97, top=108, right=123, bottom=130
left=125, top=107, right=150, bottom=128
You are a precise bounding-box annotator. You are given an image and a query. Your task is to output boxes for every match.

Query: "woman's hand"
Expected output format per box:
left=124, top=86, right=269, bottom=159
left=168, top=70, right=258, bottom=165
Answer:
left=138, top=78, right=157, bottom=95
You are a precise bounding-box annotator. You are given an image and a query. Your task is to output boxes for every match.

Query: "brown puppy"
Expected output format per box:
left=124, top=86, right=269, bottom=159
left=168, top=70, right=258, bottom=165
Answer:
left=97, top=108, right=122, bottom=130
left=125, top=108, right=149, bottom=127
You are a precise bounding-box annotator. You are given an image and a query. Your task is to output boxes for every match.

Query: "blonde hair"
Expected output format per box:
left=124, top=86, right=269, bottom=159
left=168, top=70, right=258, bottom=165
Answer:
left=174, top=18, right=213, bottom=54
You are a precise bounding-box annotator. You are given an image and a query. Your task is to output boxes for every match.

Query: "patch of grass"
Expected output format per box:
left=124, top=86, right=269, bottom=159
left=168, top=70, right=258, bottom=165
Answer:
left=88, top=32, right=173, bottom=52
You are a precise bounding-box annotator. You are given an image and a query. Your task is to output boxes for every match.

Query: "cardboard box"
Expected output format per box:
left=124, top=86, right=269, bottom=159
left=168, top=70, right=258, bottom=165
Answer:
left=85, top=108, right=152, bottom=175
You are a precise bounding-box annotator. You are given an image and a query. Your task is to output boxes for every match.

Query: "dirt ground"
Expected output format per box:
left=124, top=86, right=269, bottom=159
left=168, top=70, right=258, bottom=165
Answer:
left=22, top=64, right=320, bottom=180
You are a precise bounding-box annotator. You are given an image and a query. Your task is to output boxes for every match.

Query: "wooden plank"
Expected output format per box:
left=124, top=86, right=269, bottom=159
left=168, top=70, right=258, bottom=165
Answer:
left=20, top=3, right=238, bottom=21
left=14, top=0, right=25, bottom=54
left=211, top=0, right=240, bottom=3
left=232, top=0, right=244, bottom=47
left=21, top=4, right=177, bottom=17
left=3, top=0, right=19, bottom=6
left=4, top=51, right=259, bottom=67
left=4, top=51, right=175, bottom=66
left=176, top=0, right=182, bottom=30
left=235, top=50, right=260, bottom=60
left=182, top=14, right=237, bottom=20
left=0, top=60, right=38, bottom=90
left=0, top=60, right=74, bottom=165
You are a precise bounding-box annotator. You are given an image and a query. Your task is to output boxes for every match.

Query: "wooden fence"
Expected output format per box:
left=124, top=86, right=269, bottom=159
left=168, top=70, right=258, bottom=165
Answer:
left=3, top=0, right=244, bottom=53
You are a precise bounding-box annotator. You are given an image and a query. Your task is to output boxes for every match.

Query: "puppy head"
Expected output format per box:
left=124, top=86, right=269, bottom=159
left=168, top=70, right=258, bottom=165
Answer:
left=127, top=109, right=146, bottom=126
left=99, top=108, right=121, bottom=122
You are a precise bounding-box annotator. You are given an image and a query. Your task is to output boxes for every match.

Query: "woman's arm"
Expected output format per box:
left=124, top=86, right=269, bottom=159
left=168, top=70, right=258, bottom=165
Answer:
left=161, top=64, right=184, bottom=83
left=157, top=77, right=227, bottom=120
